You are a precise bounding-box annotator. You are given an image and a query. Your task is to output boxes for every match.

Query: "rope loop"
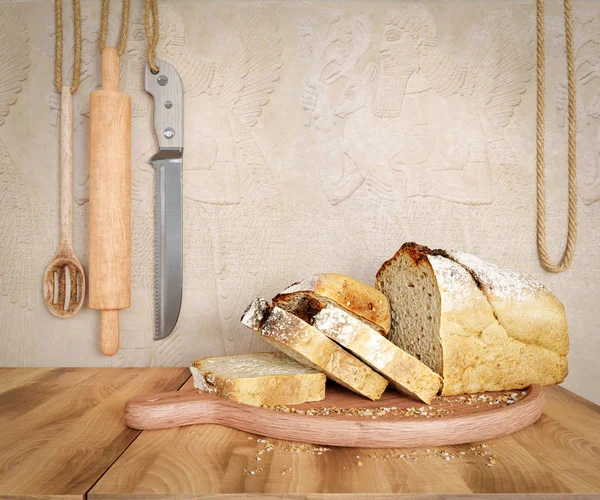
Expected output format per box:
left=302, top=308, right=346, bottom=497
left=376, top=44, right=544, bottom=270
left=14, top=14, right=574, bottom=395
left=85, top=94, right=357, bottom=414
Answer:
left=536, top=0, right=577, bottom=273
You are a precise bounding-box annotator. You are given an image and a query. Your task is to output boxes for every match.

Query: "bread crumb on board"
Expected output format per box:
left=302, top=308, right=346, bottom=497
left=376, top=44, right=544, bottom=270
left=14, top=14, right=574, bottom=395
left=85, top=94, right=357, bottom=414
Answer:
left=187, top=390, right=519, bottom=476
left=262, top=390, right=525, bottom=419
left=238, top=435, right=499, bottom=476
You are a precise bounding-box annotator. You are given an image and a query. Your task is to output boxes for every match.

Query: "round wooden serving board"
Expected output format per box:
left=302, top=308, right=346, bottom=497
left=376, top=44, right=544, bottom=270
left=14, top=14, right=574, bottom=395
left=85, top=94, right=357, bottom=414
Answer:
left=125, top=383, right=544, bottom=448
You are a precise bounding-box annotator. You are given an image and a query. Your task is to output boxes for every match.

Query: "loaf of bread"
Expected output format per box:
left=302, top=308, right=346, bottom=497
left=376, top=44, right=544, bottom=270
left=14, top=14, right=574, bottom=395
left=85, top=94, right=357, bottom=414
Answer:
left=273, top=273, right=391, bottom=335
left=376, top=242, right=568, bottom=396
left=312, top=304, right=442, bottom=403
left=241, top=298, right=388, bottom=401
left=190, top=352, right=326, bottom=407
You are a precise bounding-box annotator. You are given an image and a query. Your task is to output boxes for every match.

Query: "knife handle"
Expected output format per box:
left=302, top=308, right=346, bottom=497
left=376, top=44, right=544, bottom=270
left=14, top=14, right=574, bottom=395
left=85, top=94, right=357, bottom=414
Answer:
left=145, top=60, right=184, bottom=151
left=101, top=310, right=119, bottom=356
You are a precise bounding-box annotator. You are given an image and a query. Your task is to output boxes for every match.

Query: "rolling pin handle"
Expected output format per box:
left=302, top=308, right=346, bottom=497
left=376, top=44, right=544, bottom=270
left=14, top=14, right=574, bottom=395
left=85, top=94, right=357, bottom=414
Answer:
left=101, top=47, right=120, bottom=91
left=100, top=310, right=120, bottom=356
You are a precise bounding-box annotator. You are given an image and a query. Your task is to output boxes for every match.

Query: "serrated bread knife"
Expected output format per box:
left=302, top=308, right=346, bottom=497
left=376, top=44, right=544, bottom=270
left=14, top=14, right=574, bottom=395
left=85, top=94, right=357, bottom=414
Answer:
left=145, top=60, right=184, bottom=340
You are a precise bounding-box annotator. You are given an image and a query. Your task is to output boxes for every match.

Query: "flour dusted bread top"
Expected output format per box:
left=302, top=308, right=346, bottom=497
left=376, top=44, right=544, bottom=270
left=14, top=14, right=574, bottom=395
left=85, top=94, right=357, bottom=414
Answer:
left=273, top=273, right=391, bottom=335
left=191, top=352, right=326, bottom=407
left=241, top=298, right=388, bottom=401
left=376, top=242, right=569, bottom=396
left=445, top=250, right=569, bottom=356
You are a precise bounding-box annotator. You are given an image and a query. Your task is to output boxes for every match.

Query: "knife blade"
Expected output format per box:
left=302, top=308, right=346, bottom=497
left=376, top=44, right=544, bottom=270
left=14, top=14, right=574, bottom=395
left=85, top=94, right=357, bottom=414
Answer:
left=145, top=60, right=184, bottom=341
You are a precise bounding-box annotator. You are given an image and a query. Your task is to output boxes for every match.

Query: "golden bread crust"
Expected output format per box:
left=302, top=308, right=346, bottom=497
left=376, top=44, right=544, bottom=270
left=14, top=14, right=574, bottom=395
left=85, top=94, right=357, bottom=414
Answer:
left=274, top=273, right=391, bottom=335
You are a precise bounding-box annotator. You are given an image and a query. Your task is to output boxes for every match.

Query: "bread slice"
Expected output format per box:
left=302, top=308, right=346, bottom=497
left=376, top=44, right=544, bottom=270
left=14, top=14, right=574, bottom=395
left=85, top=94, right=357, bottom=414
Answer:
left=190, top=352, right=326, bottom=407
left=241, top=298, right=388, bottom=401
left=273, top=273, right=391, bottom=335
left=312, top=304, right=442, bottom=403
left=376, top=242, right=568, bottom=396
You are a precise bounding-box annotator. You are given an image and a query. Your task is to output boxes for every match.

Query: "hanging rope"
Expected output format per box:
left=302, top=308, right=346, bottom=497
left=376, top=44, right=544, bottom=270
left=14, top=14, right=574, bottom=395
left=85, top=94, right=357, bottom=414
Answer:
left=536, top=0, right=577, bottom=273
left=54, top=0, right=82, bottom=94
left=99, top=0, right=131, bottom=56
left=144, top=0, right=160, bottom=73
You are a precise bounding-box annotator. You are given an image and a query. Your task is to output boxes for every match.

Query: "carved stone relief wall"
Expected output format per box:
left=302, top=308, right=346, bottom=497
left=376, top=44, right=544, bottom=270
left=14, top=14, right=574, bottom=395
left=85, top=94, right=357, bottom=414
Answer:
left=0, top=1, right=598, bottom=404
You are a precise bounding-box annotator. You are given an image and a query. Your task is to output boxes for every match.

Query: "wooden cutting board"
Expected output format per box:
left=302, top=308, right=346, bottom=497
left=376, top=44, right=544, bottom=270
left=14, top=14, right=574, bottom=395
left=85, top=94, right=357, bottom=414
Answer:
left=124, top=382, right=544, bottom=448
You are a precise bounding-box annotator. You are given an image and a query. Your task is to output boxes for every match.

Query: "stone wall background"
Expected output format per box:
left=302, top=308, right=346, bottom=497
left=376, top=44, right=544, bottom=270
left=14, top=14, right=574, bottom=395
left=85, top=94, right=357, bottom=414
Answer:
left=1, top=0, right=599, bottom=403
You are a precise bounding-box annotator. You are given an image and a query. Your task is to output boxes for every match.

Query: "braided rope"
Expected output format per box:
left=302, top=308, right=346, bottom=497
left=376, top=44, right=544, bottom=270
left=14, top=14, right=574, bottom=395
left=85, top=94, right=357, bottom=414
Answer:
left=99, top=0, right=130, bottom=56
left=144, top=0, right=160, bottom=73
left=54, top=0, right=62, bottom=93
left=116, top=0, right=130, bottom=56
left=536, top=0, right=577, bottom=273
left=99, top=0, right=109, bottom=53
left=54, top=0, right=82, bottom=94
left=71, top=0, right=81, bottom=93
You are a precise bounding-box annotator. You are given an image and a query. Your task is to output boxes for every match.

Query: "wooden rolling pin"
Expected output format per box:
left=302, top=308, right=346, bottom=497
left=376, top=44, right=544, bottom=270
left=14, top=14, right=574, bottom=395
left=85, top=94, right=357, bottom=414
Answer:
left=89, top=47, right=131, bottom=356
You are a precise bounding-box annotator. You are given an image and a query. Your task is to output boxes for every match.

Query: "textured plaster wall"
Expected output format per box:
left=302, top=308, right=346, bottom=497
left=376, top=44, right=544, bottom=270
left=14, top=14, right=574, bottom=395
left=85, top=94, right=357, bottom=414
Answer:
left=0, top=0, right=599, bottom=403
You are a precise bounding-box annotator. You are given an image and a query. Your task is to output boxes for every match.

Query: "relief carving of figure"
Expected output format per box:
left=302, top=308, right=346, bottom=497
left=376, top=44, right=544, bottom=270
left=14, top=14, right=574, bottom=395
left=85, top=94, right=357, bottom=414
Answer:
left=300, top=14, right=371, bottom=132
left=302, top=7, right=534, bottom=206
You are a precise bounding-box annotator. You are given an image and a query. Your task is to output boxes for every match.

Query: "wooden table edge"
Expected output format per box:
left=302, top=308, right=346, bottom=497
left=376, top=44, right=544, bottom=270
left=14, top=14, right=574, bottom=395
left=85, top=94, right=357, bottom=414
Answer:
left=87, top=493, right=600, bottom=499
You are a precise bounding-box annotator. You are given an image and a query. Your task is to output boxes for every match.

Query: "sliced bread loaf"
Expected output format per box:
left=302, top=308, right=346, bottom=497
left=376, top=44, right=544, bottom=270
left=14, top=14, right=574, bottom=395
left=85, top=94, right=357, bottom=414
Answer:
left=312, top=304, right=442, bottom=403
left=273, top=273, right=391, bottom=335
left=376, top=242, right=568, bottom=396
left=241, top=298, right=388, bottom=401
left=190, top=352, right=326, bottom=407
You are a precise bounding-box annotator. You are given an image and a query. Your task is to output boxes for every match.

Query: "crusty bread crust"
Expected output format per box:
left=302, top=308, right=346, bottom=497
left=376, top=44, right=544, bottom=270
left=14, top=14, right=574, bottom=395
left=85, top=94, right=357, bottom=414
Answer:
left=274, top=273, right=391, bottom=335
left=191, top=352, right=326, bottom=407
left=376, top=242, right=569, bottom=396
left=445, top=250, right=569, bottom=357
left=428, top=254, right=568, bottom=395
left=312, top=304, right=442, bottom=403
left=241, top=298, right=388, bottom=401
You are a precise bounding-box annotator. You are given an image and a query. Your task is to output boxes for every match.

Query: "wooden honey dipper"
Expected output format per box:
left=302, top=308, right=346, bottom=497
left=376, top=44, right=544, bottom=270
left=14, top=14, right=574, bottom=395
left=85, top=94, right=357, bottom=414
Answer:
left=88, top=47, right=131, bottom=356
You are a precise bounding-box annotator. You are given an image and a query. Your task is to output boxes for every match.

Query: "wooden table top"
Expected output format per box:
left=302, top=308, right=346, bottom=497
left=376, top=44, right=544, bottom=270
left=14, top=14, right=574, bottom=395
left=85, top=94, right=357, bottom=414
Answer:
left=0, top=368, right=189, bottom=499
left=1, top=368, right=599, bottom=498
